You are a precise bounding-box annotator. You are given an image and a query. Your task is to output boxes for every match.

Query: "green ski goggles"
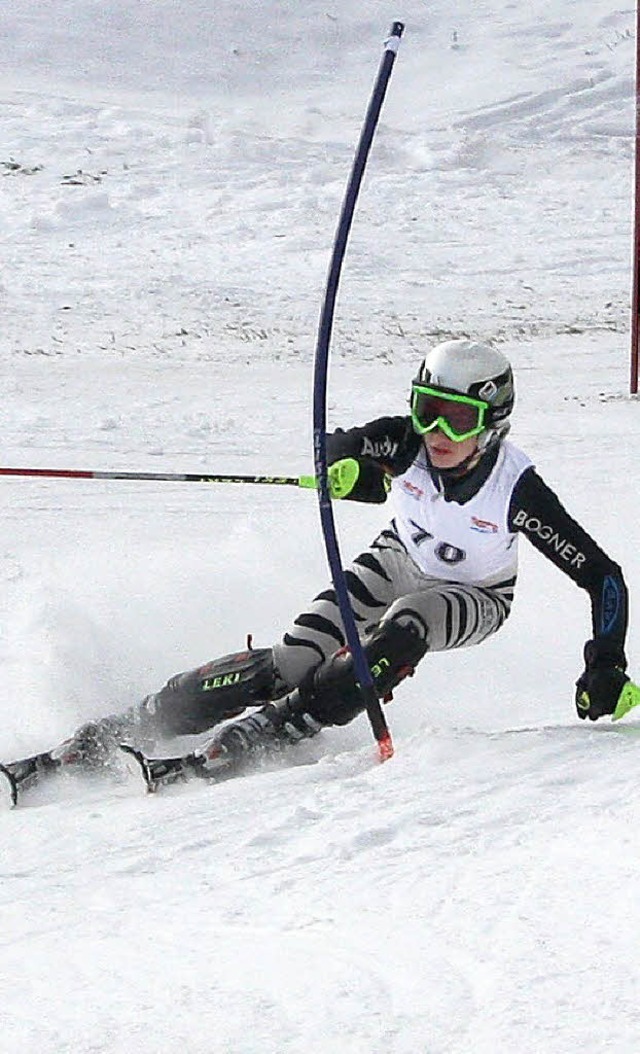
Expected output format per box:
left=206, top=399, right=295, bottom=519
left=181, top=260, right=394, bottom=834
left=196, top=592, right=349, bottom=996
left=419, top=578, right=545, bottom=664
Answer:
left=410, top=385, right=489, bottom=442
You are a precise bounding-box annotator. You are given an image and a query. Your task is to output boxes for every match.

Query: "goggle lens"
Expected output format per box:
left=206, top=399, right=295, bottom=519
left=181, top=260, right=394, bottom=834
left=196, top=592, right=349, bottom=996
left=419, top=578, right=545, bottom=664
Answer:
left=411, top=387, right=487, bottom=442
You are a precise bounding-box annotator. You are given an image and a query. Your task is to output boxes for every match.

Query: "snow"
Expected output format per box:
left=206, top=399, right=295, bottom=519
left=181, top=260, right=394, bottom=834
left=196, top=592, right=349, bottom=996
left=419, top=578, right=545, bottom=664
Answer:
left=1, top=1, right=639, bottom=1050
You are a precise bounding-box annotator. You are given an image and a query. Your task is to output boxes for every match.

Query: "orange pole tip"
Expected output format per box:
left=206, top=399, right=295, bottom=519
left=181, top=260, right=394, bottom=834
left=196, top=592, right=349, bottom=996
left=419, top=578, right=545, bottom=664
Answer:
left=377, top=733, right=395, bottom=763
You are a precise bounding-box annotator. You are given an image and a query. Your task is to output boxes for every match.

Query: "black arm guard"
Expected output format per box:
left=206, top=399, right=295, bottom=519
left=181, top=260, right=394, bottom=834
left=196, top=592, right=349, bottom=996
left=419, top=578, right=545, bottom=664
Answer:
left=509, top=467, right=628, bottom=661
left=327, top=416, right=420, bottom=474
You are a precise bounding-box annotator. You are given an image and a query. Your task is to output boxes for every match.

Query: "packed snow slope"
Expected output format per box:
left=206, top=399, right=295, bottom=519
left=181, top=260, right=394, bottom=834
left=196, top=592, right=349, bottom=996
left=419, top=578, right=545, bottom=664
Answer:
left=1, top=2, right=640, bottom=1052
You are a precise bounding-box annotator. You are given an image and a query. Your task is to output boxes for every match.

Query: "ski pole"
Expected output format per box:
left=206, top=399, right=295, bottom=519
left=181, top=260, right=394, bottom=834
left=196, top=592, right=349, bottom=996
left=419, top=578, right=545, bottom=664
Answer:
left=0, top=466, right=318, bottom=488
left=313, top=22, right=404, bottom=763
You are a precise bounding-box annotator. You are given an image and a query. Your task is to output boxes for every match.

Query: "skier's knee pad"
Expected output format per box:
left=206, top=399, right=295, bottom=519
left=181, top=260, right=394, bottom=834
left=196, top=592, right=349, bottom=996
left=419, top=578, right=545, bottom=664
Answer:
left=302, top=615, right=429, bottom=728
left=141, top=647, right=278, bottom=737
left=366, top=612, right=429, bottom=698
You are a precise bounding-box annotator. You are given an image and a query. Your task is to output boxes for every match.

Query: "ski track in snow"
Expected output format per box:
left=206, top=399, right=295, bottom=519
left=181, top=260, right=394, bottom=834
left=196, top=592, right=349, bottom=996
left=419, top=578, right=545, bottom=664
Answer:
left=1, top=1, right=640, bottom=1051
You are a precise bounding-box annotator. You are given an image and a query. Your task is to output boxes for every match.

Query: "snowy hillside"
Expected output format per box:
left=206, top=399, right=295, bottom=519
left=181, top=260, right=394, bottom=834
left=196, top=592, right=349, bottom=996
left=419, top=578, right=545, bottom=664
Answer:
left=1, top=2, right=640, bottom=1051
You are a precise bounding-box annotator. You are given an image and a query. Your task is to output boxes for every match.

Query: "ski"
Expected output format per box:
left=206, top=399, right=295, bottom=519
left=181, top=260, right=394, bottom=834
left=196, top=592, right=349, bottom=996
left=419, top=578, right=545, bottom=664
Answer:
left=119, top=743, right=233, bottom=793
left=119, top=707, right=298, bottom=794
left=119, top=744, right=191, bottom=792
left=0, top=751, right=62, bottom=807
left=2, top=732, right=240, bottom=805
left=1, top=732, right=140, bottom=807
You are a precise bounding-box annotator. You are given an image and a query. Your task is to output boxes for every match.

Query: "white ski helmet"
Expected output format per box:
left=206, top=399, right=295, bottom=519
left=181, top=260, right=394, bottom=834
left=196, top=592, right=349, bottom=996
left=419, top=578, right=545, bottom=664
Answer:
left=412, top=338, right=514, bottom=451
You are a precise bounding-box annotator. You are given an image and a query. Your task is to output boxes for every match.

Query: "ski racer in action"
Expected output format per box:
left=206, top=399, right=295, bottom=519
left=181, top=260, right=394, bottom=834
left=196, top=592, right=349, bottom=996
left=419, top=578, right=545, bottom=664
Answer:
left=2, top=339, right=636, bottom=800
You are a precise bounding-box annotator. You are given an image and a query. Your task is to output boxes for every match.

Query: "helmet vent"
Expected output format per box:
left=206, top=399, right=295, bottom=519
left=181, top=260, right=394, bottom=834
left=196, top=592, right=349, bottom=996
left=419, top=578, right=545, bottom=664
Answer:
left=478, top=379, right=498, bottom=400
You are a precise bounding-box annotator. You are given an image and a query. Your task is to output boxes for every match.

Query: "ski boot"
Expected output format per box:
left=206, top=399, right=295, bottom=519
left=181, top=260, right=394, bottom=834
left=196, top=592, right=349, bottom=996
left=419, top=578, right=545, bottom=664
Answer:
left=0, top=751, right=61, bottom=807
left=0, top=715, right=140, bottom=807
left=121, top=696, right=323, bottom=792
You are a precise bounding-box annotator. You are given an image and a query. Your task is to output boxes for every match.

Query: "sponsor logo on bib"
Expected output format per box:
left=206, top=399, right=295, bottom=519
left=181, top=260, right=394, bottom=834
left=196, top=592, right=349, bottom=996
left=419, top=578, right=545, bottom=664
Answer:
left=402, top=480, right=424, bottom=500
left=470, top=515, right=499, bottom=534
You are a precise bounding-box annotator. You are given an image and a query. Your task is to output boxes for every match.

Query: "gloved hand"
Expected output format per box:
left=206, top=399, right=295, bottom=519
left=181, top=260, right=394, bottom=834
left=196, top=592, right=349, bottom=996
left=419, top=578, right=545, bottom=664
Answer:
left=327, top=458, right=360, bottom=499
left=575, top=639, right=629, bottom=721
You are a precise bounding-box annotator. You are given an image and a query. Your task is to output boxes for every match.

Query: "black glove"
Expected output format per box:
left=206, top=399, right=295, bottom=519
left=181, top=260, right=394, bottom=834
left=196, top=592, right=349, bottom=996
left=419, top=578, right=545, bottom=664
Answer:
left=575, top=639, right=629, bottom=721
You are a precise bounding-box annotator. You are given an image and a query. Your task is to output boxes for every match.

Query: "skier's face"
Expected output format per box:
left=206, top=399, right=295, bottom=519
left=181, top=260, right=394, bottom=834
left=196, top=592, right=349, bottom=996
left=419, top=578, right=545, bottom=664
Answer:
left=423, top=428, right=479, bottom=471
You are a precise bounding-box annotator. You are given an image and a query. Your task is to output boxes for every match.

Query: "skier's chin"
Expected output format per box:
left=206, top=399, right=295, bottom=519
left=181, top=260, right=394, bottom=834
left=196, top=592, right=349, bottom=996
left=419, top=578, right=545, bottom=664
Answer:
left=430, top=453, right=461, bottom=470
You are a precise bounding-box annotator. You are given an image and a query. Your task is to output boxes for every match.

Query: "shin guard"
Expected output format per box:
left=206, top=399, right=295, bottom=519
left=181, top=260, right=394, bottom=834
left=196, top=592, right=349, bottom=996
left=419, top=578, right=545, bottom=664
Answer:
left=300, top=615, right=429, bottom=728
left=140, top=647, right=281, bottom=737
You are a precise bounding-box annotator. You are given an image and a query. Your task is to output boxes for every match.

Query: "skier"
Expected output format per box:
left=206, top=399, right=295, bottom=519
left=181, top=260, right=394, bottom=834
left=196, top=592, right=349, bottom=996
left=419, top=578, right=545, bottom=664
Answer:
left=2, top=339, right=635, bottom=799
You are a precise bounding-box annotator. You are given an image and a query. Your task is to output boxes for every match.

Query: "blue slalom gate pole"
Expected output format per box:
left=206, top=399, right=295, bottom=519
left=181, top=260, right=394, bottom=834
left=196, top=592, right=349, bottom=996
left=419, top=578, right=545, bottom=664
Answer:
left=313, top=22, right=404, bottom=761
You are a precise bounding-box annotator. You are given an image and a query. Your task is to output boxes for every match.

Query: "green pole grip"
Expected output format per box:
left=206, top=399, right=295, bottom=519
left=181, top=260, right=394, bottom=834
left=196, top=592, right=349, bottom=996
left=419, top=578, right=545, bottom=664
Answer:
left=298, top=458, right=360, bottom=499
left=612, top=680, right=640, bottom=721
